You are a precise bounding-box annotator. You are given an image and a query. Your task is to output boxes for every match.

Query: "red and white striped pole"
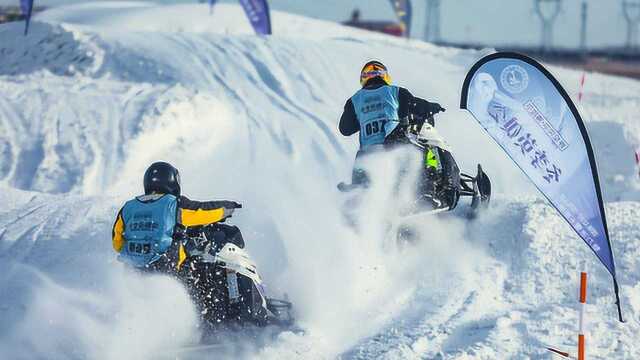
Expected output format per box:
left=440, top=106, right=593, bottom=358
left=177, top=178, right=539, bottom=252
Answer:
left=578, top=271, right=588, bottom=360
left=578, top=72, right=586, bottom=102
left=635, top=147, right=640, bottom=179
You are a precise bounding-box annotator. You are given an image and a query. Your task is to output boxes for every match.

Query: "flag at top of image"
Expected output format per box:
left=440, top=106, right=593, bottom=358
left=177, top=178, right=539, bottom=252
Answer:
left=389, top=0, right=412, bottom=37
left=20, top=0, right=34, bottom=35
left=239, top=0, right=271, bottom=35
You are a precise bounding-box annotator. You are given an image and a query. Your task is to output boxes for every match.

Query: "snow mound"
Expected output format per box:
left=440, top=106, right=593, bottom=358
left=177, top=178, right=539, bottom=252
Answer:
left=0, top=78, right=218, bottom=193
left=0, top=21, right=103, bottom=77
left=36, top=2, right=387, bottom=40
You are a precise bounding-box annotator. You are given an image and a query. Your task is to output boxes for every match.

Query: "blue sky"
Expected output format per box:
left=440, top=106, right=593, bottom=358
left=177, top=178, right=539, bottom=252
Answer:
left=2, top=0, right=634, bottom=48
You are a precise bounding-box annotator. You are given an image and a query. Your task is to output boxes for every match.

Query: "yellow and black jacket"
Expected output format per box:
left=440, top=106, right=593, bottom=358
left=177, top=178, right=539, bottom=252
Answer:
left=112, top=194, right=241, bottom=270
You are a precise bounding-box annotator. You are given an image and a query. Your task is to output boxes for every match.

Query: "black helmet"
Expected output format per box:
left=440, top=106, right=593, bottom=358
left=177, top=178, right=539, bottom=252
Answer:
left=143, top=161, right=181, bottom=196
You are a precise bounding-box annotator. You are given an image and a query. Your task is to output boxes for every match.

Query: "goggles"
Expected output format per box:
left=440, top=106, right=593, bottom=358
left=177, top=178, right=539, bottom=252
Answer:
left=360, top=63, right=391, bottom=86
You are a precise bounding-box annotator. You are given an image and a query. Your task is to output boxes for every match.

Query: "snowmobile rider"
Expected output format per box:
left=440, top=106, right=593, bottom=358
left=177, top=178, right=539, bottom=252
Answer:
left=111, top=161, right=243, bottom=272
left=339, top=60, right=446, bottom=186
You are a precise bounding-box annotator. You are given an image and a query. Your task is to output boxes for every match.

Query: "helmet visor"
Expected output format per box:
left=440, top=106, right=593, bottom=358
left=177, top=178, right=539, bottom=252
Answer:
left=360, top=63, right=391, bottom=86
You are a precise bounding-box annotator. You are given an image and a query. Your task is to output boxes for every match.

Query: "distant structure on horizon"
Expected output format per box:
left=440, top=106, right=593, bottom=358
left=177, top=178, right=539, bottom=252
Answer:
left=534, top=0, right=562, bottom=52
left=424, top=0, right=441, bottom=43
left=0, top=6, right=24, bottom=24
left=580, top=1, right=588, bottom=54
left=623, top=0, right=640, bottom=50
left=342, top=8, right=405, bottom=37
left=0, top=6, right=46, bottom=25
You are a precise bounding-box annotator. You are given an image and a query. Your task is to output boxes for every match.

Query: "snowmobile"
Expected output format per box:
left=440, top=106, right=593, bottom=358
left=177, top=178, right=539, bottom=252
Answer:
left=175, top=222, right=294, bottom=335
left=338, top=113, right=491, bottom=217
left=401, top=115, right=492, bottom=215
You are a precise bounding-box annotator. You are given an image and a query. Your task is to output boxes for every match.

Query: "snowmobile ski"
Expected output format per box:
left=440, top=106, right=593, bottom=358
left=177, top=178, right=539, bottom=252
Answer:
left=337, top=181, right=366, bottom=193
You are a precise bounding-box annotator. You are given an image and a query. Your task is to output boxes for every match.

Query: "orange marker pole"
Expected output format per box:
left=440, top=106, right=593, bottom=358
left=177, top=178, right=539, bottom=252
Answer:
left=578, top=271, right=587, bottom=360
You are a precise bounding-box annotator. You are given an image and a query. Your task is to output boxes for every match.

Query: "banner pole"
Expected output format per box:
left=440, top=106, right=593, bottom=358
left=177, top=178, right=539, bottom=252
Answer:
left=613, top=277, right=624, bottom=322
left=546, top=346, right=570, bottom=358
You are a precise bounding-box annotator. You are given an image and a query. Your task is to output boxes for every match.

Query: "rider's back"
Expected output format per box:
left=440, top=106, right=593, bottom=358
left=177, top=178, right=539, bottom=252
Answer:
left=339, top=77, right=444, bottom=151
left=350, top=83, right=401, bottom=149
left=113, top=194, right=241, bottom=270
left=117, top=193, right=178, bottom=268
left=112, top=162, right=242, bottom=271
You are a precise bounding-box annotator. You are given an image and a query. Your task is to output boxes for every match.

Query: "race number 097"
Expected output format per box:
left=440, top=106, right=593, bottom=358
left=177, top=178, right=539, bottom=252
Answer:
left=365, top=121, right=380, bottom=136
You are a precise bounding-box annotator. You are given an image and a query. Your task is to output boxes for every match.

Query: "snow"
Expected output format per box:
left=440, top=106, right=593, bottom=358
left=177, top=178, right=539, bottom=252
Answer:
left=1, top=2, right=639, bottom=359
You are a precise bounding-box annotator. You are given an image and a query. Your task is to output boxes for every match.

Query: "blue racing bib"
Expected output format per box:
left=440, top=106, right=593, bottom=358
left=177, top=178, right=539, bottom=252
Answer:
left=351, top=85, right=400, bottom=149
left=119, top=194, right=177, bottom=268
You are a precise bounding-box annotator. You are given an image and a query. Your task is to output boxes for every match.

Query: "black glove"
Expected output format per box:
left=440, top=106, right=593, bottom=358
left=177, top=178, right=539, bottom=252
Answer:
left=173, top=223, right=188, bottom=245
left=217, top=200, right=242, bottom=209
left=428, top=102, right=446, bottom=116
left=410, top=99, right=445, bottom=119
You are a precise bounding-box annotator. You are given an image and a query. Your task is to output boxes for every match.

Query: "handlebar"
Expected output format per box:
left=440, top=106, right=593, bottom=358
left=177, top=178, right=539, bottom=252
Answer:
left=399, top=113, right=436, bottom=136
